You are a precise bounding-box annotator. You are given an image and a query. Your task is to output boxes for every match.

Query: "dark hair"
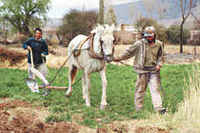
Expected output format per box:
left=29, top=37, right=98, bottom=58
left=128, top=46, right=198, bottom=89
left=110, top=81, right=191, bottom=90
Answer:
left=34, top=28, right=42, bottom=33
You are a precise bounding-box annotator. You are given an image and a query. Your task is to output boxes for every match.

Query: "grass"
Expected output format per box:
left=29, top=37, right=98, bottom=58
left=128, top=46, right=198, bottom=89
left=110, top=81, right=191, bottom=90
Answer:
left=0, top=64, right=194, bottom=128
left=170, top=64, right=200, bottom=132
left=137, top=64, right=200, bottom=133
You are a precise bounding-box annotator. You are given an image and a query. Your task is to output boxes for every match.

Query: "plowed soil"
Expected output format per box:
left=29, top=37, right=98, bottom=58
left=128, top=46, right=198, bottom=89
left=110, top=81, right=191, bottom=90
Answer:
left=0, top=98, right=170, bottom=133
left=0, top=98, right=80, bottom=133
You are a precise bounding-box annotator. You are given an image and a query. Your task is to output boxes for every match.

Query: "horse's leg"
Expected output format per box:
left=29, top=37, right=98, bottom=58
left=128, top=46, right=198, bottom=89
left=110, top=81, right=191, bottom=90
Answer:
left=100, top=67, right=107, bottom=110
left=71, top=66, right=77, bottom=84
left=65, top=65, right=77, bottom=96
left=82, top=72, right=87, bottom=100
left=84, top=71, right=91, bottom=107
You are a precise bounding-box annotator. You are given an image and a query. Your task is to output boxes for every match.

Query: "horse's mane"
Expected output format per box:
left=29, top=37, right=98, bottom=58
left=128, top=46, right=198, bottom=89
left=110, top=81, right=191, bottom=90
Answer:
left=91, top=24, right=115, bottom=35
left=91, top=24, right=115, bottom=54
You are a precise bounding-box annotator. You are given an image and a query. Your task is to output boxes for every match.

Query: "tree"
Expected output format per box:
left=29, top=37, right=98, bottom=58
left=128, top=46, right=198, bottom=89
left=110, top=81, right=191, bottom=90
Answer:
left=104, top=6, right=117, bottom=25
left=191, top=12, right=200, bottom=30
left=166, top=24, right=190, bottom=44
left=135, top=17, right=167, bottom=42
left=178, top=0, right=194, bottom=53
left=57, top=10, right=98, bottom=46
left=98, top=0, right=104, bottom=24
left=0, top=0, right=50, bottom=36
left=135, top=17, right=157, bottom=31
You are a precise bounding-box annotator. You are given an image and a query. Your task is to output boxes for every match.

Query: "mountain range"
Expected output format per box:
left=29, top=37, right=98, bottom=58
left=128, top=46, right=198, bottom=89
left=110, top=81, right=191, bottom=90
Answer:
left=46, top=0, right=200, bottom=29
left=112, top=0, right=199, bottom=27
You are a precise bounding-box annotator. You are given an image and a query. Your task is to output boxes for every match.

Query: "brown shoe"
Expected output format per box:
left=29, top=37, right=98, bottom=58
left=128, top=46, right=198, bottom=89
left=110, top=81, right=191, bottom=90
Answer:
left=158, top=108, right=167, bottom=115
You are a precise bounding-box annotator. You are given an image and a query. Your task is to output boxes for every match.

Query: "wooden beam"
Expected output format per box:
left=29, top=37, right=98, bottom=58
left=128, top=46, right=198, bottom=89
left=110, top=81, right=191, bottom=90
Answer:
left=39, top=86, right=67, bottom=90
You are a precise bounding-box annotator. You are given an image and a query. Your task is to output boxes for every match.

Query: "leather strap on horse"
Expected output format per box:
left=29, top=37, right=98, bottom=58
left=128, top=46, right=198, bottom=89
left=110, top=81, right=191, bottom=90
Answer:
left=73, top=33, right=95, bottom=57
left=88, top=33, right=104, bottom=60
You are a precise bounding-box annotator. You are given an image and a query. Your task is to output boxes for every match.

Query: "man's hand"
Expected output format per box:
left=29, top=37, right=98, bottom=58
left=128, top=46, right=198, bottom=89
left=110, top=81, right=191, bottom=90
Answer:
left=41, top=53, right=46, bottom=57
left=156, top=64, right=162, bottom=71
left=112, top=57, right=121, bottom=62
left=27, top=46, right=31, bottom=51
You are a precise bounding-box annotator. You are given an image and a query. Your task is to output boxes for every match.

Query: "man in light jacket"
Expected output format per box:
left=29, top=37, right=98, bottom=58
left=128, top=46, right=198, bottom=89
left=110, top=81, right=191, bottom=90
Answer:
left=113, top=26, right=166, bottom=114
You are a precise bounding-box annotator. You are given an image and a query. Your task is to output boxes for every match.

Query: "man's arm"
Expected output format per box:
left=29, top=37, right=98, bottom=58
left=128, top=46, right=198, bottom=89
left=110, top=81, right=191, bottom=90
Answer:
left=156, top=41, right=164, bottom=70
left=41, top=40, right=48, bottom=56
left=113, top=41, right=141, bottom=61
left=22, top=38, right=32, bottom=51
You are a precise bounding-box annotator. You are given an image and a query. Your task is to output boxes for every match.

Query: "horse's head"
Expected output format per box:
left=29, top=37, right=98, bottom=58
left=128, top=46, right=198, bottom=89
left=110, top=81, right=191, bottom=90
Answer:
left=100, top=24, right=115, bottom=62
left=90, top=24, right=115, bottom=62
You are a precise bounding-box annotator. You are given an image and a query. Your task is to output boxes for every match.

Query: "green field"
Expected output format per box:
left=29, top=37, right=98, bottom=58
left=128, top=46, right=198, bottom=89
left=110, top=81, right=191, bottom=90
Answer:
left=0, top=64, right=192, bottom=128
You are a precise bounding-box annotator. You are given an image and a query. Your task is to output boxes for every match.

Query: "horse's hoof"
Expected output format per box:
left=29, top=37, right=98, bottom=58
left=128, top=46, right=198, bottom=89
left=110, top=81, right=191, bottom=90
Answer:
left=65, top=92, right=72, bottom=97
left=86, top=103, right=91, bottom=107
left=100, top=104, right=106, bottom=110
left=82, top=96, right=86, bottom=100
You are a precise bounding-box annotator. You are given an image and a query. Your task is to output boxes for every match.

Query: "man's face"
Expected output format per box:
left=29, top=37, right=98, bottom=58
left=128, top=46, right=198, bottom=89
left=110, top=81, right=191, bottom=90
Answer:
left=35, top=30, right=42, bottom=40
left=146, top=35, right=154, bottom=43
left=145, top=33, right=155, bottom=43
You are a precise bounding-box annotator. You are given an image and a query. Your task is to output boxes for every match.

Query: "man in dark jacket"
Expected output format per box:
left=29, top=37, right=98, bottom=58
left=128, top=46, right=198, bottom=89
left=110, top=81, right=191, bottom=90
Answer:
left=23, top=28, right=49, bottom=93
left=113, top=26, right=166, bottom=114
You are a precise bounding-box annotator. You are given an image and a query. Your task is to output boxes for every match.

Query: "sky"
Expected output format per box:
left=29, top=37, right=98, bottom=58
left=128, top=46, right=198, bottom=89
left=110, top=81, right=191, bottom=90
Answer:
left=47, top=0, right=139, bottom=18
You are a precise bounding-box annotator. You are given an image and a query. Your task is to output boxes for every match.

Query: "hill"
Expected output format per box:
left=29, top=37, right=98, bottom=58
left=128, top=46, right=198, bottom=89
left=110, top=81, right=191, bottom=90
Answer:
left=112, top=0, right=199, bottom=27
left=46, top=0, right=200, bottom=29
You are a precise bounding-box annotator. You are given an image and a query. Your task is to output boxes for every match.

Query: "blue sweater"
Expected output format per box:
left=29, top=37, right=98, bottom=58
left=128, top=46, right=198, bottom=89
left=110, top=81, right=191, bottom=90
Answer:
left=23, top=37, right=48, bottom=66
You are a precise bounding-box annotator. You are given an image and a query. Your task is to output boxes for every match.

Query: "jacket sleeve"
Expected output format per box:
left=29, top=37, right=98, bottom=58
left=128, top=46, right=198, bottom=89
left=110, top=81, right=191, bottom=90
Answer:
left=41, top=40, right=48, bottom=55
left=22, top=38, right=31, bottom=49
left=157, top=42, right=164, bottom=66
left=115, top=41, right=140, bottom=61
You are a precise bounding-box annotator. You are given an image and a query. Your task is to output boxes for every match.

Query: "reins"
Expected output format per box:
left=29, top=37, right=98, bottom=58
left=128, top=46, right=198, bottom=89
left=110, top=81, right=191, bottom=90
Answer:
left=48, top=53, right=73, bottom=85
left=73, top=33, right=94, bottom=57
left=113, top=60, right=132, bottom=66
left=49, top=32, right=116, bottom=86
left=88, top=33, right=104, bottom=60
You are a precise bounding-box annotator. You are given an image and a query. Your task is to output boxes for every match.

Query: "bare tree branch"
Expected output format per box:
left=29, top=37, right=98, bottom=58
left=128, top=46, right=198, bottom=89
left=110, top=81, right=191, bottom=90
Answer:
left=191, top=12, right=200, bottom=24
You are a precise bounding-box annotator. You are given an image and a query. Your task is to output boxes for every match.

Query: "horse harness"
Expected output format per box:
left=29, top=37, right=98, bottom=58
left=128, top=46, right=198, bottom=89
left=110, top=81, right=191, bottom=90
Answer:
left=73, top=33, right=115, bottom=60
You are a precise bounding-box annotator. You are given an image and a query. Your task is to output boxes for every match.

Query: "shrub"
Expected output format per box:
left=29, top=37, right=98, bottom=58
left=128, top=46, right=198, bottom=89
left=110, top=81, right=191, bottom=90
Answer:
left=134, top=17, right=167, bottom=42
left=57, top=9, right=98, bottom=46
left=166, top=24, right=190, bottom=44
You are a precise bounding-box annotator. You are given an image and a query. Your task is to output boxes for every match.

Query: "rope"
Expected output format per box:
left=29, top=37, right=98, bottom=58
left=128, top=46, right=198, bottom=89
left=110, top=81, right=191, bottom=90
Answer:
left=48, top=34, right=93, bottom=86
left=118, top=61, right=132, bottom=66
left=48, top=53, right=72, bottom=85
left=112, top=60, right=132, bottom=66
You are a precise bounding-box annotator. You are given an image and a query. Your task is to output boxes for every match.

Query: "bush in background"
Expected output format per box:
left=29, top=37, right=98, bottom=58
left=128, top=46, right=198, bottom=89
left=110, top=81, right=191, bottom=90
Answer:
left=166, top=24, right=190, bottom=44
left=57, top=9, right=98, bottom=46
left=134, top=17, right=167, bottom=42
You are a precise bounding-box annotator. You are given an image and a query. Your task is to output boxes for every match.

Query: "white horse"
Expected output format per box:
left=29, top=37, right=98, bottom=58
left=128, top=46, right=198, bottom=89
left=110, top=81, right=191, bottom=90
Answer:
left=65, top=24, right=115, bottom=109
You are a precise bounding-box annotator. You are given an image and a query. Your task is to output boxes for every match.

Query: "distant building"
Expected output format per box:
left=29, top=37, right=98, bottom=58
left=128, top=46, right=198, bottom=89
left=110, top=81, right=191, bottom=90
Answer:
left=188, top=30, right=200, bottom=45
left=115, top=24, right=138, bottom=33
